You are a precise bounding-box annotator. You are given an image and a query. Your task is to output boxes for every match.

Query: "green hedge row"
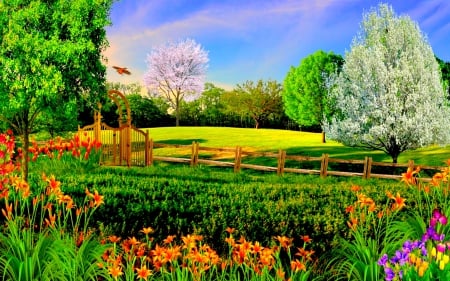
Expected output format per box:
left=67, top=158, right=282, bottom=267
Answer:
left=52, top=165, right=408, bottom=255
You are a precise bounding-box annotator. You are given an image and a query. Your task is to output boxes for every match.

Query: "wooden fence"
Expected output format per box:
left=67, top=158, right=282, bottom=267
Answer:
left=145, top=141, right=444, bottom=182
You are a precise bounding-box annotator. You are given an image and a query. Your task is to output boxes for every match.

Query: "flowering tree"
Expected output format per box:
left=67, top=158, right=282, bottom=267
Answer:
left=325, top=4, right=450, bottom=163
left=144, top=38, right=209, bottom=126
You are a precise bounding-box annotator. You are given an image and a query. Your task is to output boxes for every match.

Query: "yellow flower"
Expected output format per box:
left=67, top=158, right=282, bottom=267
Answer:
left=140, top=227, right=154, bottom=235
left=418, top=261, right=429, bottom=277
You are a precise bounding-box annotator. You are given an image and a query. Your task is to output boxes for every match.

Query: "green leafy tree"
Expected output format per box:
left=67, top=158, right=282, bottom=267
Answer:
left=127, top=94, right=171, bottom=128
left=107, top=81, right=143, bottom=96
left=283, top=50, right=343, bottom=134
left=224, top=80, right=283, bottom=129
left=0, top=0, right=112, bottom=180
left=326, top=4, right=450, bottom=163
left=436, top=56, right=450, bottom=98
left=198, top=83, right=227, bottom=125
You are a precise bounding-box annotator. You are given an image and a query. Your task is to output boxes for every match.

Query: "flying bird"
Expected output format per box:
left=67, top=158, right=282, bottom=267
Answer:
left=113, top=66, right=131, bottom=75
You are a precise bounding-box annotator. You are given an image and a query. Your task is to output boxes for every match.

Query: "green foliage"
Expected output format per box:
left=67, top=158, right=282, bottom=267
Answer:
left=127, top=94, right=172, bottom=128
left=224, top=80, right=284, bottom=129
left=55, top=165, right=408, bottom=258
left=0, top=0, right=113, bottom=179
left=283, top=50, right=343, bottom=130
left=436, top=56, right=450, bottom=98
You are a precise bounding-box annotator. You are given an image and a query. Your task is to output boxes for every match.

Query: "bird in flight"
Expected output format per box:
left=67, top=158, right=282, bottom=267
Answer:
left=113, top=66, right=131, bottom=75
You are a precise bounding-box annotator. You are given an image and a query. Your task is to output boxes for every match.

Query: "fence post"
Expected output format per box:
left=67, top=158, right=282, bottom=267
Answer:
left=195, top=142, right=199, bottom=166
left=408, top=159, right=415, bottom=170
left=112, top=131, right=117, bottom=166
left=191, top=141, right=199, bottom=167
left=234, top=146, right=242, bottom=173
left=144, top=130, right=150, bottom=166
left=320, top=154, right=329, bottom=177
left=363, top=157, right=372, bottom=179
left=148, top=138, right=153, bottom=165
left=277, top=150, right=286, bottom=176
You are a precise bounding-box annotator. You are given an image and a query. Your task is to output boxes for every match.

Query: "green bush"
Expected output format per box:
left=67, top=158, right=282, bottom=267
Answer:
left=55, top=165, right=409, bottom=258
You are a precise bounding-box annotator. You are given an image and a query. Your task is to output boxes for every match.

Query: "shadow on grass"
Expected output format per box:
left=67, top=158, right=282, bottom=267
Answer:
left=285, top=146, right=389, bottom=162
left=155, top=138, right=207, bottom=145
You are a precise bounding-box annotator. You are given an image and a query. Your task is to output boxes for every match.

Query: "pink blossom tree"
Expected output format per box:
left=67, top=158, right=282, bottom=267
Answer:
left=144, top=38, right=209, bottom=126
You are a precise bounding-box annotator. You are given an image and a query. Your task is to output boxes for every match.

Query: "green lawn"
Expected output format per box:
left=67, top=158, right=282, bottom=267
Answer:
left=145, top=126, right=450, bottom=166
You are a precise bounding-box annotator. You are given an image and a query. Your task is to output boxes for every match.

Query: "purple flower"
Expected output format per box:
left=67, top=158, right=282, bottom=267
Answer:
left=378, top=254, right=389, bottom=266
left=402, top=240, right=414, bottom=253
left=384, top=266, right=396, bottom=281
left=390, top=250, right=409, bottom=266
left=423, top=226, right=443, bottom=242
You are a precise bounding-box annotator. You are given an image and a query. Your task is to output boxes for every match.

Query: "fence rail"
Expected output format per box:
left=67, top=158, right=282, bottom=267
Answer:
left=146, top=140, right=443, bottom=182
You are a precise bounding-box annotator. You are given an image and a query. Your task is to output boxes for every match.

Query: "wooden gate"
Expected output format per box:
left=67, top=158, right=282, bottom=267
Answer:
left=77, top=90, right=151, bottom=167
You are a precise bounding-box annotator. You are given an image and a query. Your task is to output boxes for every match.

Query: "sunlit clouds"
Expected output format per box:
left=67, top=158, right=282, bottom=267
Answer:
left=104, top=0, right=450, bottom=89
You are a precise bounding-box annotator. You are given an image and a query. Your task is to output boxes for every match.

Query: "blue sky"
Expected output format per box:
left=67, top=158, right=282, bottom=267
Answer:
left=104, top=0, right=450, bottom=90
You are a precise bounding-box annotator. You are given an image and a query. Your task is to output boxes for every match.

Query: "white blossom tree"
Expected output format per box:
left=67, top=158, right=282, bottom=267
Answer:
left=144, top=38, right=209, bottom=126
left=325, top=4, right=450, bottom=163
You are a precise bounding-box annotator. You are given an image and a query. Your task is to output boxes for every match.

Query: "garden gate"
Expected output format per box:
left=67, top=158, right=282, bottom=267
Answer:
left=77, top=90, right=152, bottom=167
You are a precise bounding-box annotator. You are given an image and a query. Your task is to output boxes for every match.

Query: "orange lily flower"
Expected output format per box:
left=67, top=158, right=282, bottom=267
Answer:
left=108, top=265, right=123, bottom=279
left=300, top=235, right=312, bottom=244
left=291, top=259, right=306, bottom=272
left=225, top=227, right=235, bottom=234
left=108, top=235, right=121, bottom=243
left=140, top=227, right=154, bottom=235
left=274, top=235, right=293, bottom=249
left=401, top=167, right=420, bottom=185
left=87, top=190, right=104, bottom=207
left=135, top=265, right=152, bottom=280
left=163, top=235, right=176, bottom=244
left=391, top=192, right=406, bottom=211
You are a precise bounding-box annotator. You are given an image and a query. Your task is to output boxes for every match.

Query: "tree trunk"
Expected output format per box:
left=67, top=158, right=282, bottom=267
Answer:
left=392, top=156, right=398, bottom=164
left=175, top=101, right=180, bottom=127
left=321, top=131, right=326, bottom=143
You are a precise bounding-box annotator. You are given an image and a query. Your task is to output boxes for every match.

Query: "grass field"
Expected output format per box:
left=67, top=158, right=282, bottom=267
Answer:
left=43, top=125, right=450, bottom=167
left=144, top=126, right=450, bottom=166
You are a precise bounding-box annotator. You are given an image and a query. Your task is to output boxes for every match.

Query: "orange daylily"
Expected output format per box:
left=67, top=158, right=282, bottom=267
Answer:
left=347, top=216, right=358, bottom=230
left=162, top=245, right=182, bottom=264
left=276, top=267, right=285, bottom=279
left=274, top=235, right=293, bottom=249
left=300, top=235, right=312, bottom=244
left=163, top=235, right=176, bottom=244
left=108, top=235, right=121, bottom=243
left=291, top=259, right=306, bottom=272
left=391, top=192, right=406, bottom=211
left=251, top=241, right=263, bottom=254
left=140, top=227, right=154, bottom=235
left=357, top=193, right=374, bottom=207
left=225, top=227, right=235, bottom=234
left=108, top=265, right=123, bottom=279
left=135, top=265, right=152, bottom=280
left=351, top=185, right=361, bottom=192
left=401, top=167, right=420, bottom=185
